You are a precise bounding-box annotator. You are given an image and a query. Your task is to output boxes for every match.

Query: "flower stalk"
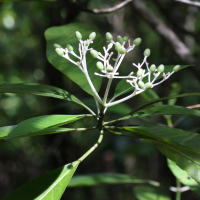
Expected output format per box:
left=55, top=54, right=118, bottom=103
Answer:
left=54, top=31, right=180, bottom=114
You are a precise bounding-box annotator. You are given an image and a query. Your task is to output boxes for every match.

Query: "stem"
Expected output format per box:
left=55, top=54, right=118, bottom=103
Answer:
left=102, top=78, right=113, bottom=106
left=102, top=52, right=126, bottom=107
left=165, top=115, right=173, bottom=127
left=106, top=90, right=139, bottom=107
left=78, top=129, right=104, bottom=162
left=82, top=54, right=103, bottom=104
left=104, top=117, right=124, bottom=125
left=176, top=179, right=181, bottom=200
left=94, top=97, right=100, bottom=115
left=73, top=126, right=97, bottom=132
left=113, top=54, right=126, bottom=73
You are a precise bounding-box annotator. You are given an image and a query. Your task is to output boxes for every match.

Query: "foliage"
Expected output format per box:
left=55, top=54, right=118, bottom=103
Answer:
left=0, top=1, right=200, bottom=200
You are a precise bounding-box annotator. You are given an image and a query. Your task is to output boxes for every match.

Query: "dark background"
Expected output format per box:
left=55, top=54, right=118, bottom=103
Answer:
left=0, top=0, right=200, bottom=199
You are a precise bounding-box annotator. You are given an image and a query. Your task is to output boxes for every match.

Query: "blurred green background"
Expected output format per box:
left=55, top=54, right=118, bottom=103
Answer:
left=0, top=0, right=200, bottom=199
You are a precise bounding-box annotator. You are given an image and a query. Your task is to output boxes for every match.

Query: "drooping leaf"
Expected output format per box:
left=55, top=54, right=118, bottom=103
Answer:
left=0, top=83, right=94, bottom=114
left=2, top=161, right=80, bottom=200
left=45, top=23, right=104, bottom=96
left=113, top=65, right=191, bottom=99
left=133, top=185, right=171, bottom=200
left=117, top=105, right=200, bottom=122
left=5, top=115, right=85, bottom=140
left=126, top=92, right=200, bottom=116
left=68, top=173, right=160, bottom=187
left=158, top=145, right=200, bottom=185
left=167, top=159, right=199, bottom=186
left=112, top=126, right=200, bottom=184
left=0, top=125, right=16, bottom=140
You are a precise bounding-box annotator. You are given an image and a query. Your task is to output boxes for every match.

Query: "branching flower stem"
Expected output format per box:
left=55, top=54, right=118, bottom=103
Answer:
left=82, top=50, right=103, bottom=105
left=102, top=52, right=126, bottom=107
left=106, top=89, right=141, bottom=107
left=56, top=31, right=179, bottom=115
left=103, top=78, right=113, bottom=106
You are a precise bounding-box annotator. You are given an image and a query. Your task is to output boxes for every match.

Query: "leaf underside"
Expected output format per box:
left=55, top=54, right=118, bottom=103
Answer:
left=2, top=161, right=80, bottom=200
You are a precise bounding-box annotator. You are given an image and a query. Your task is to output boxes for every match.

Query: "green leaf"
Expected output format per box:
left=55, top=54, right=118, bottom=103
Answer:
left=2, top=161, right=80, bottom=200
left=133, top=185, right=171, bottom=200
left=0, top=83, right=93, bottom=113
left=118, top=105, right=200, bottom=122
left=0, top=125, right=16, bottom=140
left=158, top=145, right=200, bottom=185
left=29, top=127, right=76, bottom=137
left=114, top=126, right=200, bottom=184
left=5, top=114, right=85, bottom=140
left=167, top=159, right=199, bottom=186
left=140, top=89, right=162, bottom=106
left=68, top=173, right=160, bottom=187
left=126, top=93, right=200, bottom=116
left=45, top=23, right=104, bottom=96
left=113, top=65, right=191, bottom=99
left=113, top=79, right=133, bottom=99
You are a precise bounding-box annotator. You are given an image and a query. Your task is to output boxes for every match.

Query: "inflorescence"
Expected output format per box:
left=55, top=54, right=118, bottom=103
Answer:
left=54, top=31, right=180, bottom=110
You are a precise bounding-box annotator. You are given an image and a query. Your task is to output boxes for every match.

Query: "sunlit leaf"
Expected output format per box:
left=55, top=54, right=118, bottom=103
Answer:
left=68, top=173, right=160, bottom=187
left=45, top=23, right=104, bottom=96
left=0, top=83, right=93, bottom=113
left=2, top=161, right=80, bottom=200
left=134, top=185, right=171, bottom=200
left=167, top=159, right=199, bottom=186
left=0, top=125, right=16, bottom=140
left=5, top=114, right=85, bottom=140
left=158, top=146, right=200, bottom=185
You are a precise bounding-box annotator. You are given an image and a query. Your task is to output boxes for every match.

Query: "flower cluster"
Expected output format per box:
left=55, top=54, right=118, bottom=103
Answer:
left=54, top=31, right=180, bottom=109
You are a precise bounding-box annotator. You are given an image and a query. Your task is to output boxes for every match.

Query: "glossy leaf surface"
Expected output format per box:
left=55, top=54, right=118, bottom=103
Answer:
left=0, top=125, right=16, bottom=140
left=0, top=83, right=91, bottom=111
left=68, top=173, right=159, bottom=187
left=158, top=145, right=200, bottom=185
left=115, top=126, right=200, bottom=183
left=45, top=23, right=104, bottom=96
left=6, top=115, right=85, bottom=140
left=2, top=161, right=80, bottom=200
